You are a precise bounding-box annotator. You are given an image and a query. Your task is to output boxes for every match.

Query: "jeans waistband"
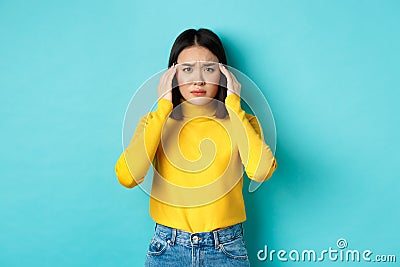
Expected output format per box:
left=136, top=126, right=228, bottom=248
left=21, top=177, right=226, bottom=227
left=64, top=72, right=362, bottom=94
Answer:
left=154, top=223, right=244, bottom=248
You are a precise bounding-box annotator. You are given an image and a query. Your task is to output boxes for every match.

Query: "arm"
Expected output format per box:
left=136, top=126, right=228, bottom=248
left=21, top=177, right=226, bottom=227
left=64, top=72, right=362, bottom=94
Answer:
left=115, top=65, right=176, bottom=188
left=225, top=93, right=277, bottom=183
left=115, top=99, right=173, bottom=188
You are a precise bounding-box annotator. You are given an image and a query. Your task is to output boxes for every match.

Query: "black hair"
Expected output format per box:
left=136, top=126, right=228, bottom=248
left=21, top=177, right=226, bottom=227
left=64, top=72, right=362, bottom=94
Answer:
left=168, top=28, right=228, bottom=120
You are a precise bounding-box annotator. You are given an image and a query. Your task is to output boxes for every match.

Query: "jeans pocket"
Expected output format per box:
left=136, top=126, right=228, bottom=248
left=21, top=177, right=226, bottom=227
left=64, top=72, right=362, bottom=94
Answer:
left=147, top=234, right=169, bottom=256
left=219, top=237, right=249, bottom=260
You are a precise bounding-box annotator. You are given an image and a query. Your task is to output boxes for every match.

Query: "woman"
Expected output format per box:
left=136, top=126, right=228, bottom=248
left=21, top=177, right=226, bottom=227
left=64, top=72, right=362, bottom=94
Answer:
left=115, top=28, right=277, bottom=266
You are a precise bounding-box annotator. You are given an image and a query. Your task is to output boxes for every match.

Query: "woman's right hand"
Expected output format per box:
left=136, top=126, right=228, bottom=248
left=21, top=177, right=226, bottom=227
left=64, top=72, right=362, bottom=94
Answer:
left=158, top=64, right=177, bottom=102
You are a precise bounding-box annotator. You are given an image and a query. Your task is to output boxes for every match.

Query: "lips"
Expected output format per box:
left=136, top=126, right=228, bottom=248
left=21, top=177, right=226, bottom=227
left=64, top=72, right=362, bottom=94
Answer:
left=191, top=90, right=206, bottom=96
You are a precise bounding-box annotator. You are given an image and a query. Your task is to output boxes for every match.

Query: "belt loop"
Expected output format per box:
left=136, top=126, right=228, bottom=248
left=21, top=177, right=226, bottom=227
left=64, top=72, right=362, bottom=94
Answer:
left=170, top=228, right=177, bottom=245
left=213, top=230, right=220, bottom=249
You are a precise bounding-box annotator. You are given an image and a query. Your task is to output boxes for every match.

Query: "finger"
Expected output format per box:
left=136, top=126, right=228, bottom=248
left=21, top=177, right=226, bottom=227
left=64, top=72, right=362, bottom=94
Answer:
left=162, top=64, right=174, bottom=76
left=165, top=64, right=176, bottom=79
left=219, top=63, right=230, bottom=78
left=220, top=64, right=236, bottom=87
left=160, top=65, right=175, bottom=86
left=219, top=64, right=236, bottom=89
left=230, top=71, right=239, bottom=84
left=223, top=66, right=239, bottom=86
left=160, top=66, right=175, bottom=95
left=160, top=69, right=169, bottom=84
left=166, top=65, right=176, bottom=84
left=226, top=70, right=240, bottom=92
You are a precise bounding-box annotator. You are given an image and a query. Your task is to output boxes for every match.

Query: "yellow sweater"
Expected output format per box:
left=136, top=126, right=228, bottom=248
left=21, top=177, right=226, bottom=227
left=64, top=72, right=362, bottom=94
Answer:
left=115, top=94, right=277, bottom=232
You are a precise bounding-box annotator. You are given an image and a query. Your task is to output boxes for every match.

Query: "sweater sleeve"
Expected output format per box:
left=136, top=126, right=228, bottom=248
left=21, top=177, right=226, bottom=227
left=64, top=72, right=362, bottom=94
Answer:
left=115, top=98, right=173, bottom=188
left=225, top=93, right=277, bottom=182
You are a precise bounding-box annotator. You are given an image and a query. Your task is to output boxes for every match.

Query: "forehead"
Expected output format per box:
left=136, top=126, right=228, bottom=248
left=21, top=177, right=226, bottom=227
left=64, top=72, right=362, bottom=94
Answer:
left=177, top=46, right=219, bottom=63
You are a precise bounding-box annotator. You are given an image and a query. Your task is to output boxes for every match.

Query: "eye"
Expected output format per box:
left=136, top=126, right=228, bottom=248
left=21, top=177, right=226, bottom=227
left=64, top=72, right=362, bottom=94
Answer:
left=205, top=67, right=215, bottom=72
left=182, top=67, right=192, bottom=72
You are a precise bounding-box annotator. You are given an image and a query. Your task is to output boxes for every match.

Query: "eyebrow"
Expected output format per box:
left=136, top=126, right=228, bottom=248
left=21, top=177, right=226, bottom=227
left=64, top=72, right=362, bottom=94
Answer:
left=180, top=62, right=218, bottom=67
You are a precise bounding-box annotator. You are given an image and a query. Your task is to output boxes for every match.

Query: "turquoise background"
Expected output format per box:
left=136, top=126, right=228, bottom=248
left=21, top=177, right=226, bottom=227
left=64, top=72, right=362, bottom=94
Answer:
left=1, top=0, right=399, bottom=266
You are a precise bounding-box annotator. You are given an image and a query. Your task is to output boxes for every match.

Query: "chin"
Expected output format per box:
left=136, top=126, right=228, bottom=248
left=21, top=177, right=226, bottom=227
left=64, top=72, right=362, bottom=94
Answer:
left=187, top=97, right=213, bottom=105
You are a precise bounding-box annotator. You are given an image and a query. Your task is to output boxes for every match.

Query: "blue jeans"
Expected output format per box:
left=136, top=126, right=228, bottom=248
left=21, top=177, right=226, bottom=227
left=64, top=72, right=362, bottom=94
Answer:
left=144, top=223, right=250, bottom=267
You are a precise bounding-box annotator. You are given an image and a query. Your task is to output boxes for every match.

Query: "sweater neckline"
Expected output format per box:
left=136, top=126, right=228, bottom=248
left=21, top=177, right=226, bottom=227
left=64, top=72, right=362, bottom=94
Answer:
left=180, top=99, right=217, bottom=118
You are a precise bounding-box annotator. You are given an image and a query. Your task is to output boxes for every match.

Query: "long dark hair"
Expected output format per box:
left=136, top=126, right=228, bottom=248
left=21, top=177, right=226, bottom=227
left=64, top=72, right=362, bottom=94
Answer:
left=168, top=28, right=228, bottom=120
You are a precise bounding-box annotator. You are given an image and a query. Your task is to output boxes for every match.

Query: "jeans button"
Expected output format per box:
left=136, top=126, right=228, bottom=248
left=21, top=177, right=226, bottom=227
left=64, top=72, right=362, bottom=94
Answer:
left=192, top=236, right=199, bottom=242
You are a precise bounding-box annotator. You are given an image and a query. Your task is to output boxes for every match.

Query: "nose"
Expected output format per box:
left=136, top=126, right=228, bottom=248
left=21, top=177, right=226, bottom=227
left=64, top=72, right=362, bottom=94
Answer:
left=194, top=80, right=206, bottom=86
left=193, top=68, right=205, bottom=85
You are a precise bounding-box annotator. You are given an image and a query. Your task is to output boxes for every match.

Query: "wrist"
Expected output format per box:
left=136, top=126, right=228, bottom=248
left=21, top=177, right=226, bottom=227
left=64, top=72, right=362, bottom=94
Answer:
left=225, top=93, right=240, bottom=104
left=225, top=93, right=242, bottom=113
left=157, top=98, right=173, bottom=114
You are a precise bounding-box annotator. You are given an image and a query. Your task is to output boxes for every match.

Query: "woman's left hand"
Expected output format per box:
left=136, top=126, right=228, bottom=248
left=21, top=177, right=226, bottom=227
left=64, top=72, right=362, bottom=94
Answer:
left=219, top=63, right=241, bottom=96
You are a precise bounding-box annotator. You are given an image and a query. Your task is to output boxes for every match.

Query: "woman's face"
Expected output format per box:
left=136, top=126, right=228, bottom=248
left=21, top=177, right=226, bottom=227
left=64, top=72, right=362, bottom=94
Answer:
left=176, top=46, right=220, bottom=105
